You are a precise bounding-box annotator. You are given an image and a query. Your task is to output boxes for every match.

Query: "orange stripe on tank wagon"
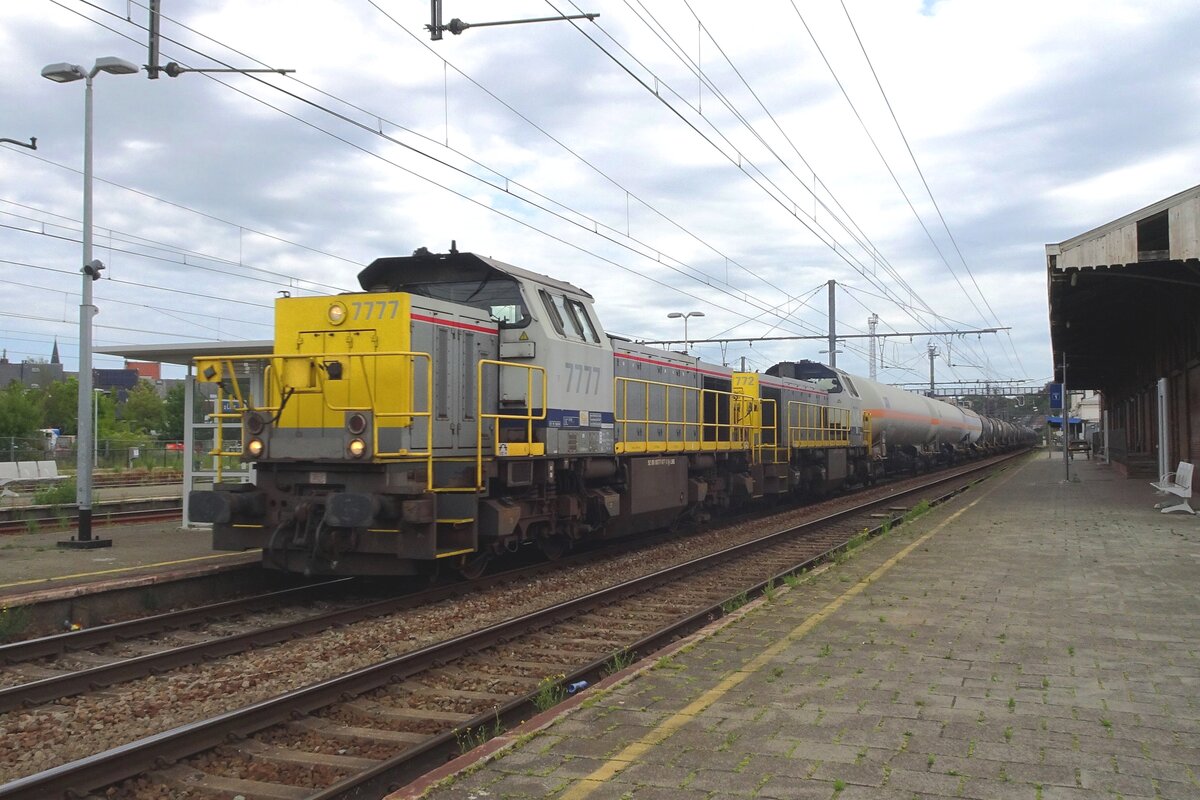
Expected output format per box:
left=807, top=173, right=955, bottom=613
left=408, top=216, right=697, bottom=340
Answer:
left=865, top=408, right=940, bottom=426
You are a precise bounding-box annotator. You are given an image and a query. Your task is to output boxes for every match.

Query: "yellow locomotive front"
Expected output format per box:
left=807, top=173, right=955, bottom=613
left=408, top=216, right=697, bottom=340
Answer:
left=190, top=280, right=501, bottom=575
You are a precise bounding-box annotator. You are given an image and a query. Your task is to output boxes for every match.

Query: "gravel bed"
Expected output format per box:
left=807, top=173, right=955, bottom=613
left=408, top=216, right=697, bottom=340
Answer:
left=0, top=468, right=963, bottom=782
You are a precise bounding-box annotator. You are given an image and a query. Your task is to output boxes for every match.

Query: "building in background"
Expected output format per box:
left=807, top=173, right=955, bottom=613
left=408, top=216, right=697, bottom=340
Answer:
left=0, top=341, right=65, bottom=389
left=1048, top=183, right=1200, bottom=478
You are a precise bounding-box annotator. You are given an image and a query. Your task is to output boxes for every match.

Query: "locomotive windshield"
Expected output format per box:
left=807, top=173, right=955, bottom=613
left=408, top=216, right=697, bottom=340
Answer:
left=401, top=274, right=529, bottom=326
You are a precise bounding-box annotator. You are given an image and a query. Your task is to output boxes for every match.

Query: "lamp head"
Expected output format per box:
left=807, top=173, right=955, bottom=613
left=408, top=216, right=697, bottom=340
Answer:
left=667, top=312, right=683, bottom=319
left=689, top=312, right=705, bottom=318
left=41, top=62, right=86, bottom=83
left=94, top=56, right=140, bottom=76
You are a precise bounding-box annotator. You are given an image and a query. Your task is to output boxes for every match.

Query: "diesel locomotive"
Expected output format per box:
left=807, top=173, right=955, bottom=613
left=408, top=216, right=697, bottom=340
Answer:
left=189, top=248, right=1032, bottom=577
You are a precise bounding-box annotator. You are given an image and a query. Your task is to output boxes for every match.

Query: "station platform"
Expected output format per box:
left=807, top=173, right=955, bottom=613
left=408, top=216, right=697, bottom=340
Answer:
left=397, top=453, right=1200, bottom=800
left=0, top=487, right=251, bottom=609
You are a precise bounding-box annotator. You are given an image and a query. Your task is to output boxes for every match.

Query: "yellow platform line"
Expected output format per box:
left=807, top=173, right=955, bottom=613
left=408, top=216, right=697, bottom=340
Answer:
left=558, top=460, right=1026, bottom=800
left=0, top=550, right=258, bottom=592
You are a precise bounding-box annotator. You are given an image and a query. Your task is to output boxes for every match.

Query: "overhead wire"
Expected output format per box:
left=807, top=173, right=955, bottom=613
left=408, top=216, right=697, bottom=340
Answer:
left=0, top=256, right=278, bottom=312
left=551, top=0, right=998, bottom=379
left=53, top=0, right=941, bottom=377
left=0, top=153, right=359, bottom=295
left=368, top=0, right=810, bottom=310
left=0, top=270, right=272, bottom=337
left=55, top=0, right=843, bottom=344
left=41, top=0, right=1018, bottom=383
left=619, top=0, right=1005, bottom=382
left=780, top=0, right=1014, bottom=378
left=834, top=0, right=1026, bottom=377
left=1, top=219, right=332, bottom=298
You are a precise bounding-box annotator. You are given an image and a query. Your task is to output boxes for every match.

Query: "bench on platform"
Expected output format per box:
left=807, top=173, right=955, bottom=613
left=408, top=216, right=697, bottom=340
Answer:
left=0, top=460, right=67, bottom=497
left=1151, top=461, right=1194, bottom=514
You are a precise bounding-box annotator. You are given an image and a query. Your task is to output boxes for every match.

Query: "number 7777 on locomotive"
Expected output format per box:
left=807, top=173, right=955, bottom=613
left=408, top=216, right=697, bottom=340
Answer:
left=188, top=247, right=1028, bottom=578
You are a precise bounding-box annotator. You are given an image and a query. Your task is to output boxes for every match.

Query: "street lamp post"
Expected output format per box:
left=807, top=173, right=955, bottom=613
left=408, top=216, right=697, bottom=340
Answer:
left=667, top=311, right=705, bottom=354
left=94, top=388, right=105, bottom=469
left=44, top=56, right=139, bottom=549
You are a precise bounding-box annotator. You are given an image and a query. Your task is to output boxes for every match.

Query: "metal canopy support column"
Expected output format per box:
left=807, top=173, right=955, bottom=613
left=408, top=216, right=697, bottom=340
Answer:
left=1157, top=377, right=1170, bottom=480
left=1102, top=406, right=1110, bottom=465
left=182, top=366, right=195, bottom=528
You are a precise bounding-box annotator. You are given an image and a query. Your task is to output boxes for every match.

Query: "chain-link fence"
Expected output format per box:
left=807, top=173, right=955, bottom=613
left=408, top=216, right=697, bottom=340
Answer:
left=2, top=435, right=189, bottom=472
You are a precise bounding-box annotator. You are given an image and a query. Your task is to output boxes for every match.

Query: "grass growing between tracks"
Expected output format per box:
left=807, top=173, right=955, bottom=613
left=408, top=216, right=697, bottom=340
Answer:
left=533, top=674, right=568, bottom=712
left=0, top=604, right=30, bottom=642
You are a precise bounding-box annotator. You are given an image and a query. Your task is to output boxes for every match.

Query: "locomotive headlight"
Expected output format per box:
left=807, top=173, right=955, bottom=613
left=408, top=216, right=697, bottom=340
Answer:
left=346, top=412, right=368, bottom=435
left=247, top=438, right=265, bottom=458
left=348, top=438, right=366, bottom=458
left=245, top=411, right=266, bottom=436
left=327, top=302, right=348, bottom=326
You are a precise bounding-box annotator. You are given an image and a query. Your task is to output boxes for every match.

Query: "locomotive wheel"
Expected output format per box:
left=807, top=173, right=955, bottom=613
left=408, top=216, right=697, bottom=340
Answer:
left=458, top=553, right=491, bottom=580
left=538, top=534, right=571, bottom=561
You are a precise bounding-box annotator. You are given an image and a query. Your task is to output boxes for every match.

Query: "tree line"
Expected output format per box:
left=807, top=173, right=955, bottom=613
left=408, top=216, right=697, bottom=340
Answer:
left=0, top=377, right=186, bottom=445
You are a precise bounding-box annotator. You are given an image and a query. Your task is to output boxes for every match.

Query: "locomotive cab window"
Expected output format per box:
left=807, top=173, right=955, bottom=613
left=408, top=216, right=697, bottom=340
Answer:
left=540, top=290, right=601, bottom=344
left=807, top=374, right=842, bottom=393
left=489, top=304, right=524, bottom=325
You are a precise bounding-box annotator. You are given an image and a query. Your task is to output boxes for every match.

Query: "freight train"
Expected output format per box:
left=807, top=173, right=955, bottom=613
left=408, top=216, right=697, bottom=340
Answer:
left=189, top=248, right=1033, bottom=577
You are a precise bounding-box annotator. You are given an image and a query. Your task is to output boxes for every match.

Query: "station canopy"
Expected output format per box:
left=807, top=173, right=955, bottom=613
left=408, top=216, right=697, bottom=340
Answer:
left=1047, top=184, right=1200, bottom=392
left=97, top=341, right=272, bottom=368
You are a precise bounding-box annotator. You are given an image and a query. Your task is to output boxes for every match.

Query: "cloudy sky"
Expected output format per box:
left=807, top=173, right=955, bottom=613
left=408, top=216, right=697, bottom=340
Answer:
left=1, top=0, right=1197, bottom=390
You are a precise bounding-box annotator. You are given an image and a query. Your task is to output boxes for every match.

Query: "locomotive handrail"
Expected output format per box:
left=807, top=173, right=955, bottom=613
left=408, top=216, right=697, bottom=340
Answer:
left=613, top=377, right=759, bottom=455
left=613, top=376, right=701, bottom=454
left=786, top=400, right=852, bottom=448
left=476, top=359, right=548, bottom=489
left=206, top=385, right=251, bottom=481
left=755, top=398, right=785, bottom=464
left=196, top=351, right=438, bottom=489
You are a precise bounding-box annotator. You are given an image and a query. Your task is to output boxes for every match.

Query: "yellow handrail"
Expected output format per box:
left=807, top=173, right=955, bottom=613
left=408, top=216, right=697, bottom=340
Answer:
left=475, top=359, right=548, bottom=489
left=787, top=400, right=852, bottom=448
left=206, top=385, right=251, bottom=482
left=197, top=350, right=437, bottom=489
left=614, top=376, right=701, bottom=453
left=614, top=377, right=758, bottom=455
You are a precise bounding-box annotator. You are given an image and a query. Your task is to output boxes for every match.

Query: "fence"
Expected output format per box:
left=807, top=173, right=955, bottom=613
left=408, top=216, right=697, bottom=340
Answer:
left=4, top=436, right=190, bottom=472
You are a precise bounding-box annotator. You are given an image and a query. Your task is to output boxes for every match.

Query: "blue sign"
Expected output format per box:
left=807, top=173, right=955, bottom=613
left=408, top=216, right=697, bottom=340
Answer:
left=1048, top=383, right=1063, bottom=410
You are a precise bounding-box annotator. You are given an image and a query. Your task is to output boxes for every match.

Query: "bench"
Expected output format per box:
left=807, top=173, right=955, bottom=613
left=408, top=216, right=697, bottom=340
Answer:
left=1150, top=461, right=1194, bottom=514
left=0, top=460, right=68, bottom=497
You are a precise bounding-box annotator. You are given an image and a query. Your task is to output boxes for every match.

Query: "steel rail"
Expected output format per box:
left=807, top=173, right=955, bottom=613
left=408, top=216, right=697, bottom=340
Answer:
left=0, top=579, right=352, bottom=666
left=0, top=501, right=183, bottom=534
left=0, top=451, right=1023, bottom=800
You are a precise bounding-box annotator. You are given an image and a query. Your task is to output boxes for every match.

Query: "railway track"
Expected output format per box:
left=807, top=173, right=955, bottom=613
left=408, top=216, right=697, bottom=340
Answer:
left=0, top=452, right=1023, bottom=800
left=0, top=499, right=183, bottom=535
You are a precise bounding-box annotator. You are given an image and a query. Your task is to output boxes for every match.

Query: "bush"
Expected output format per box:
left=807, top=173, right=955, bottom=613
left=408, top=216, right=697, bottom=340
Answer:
left=33, top=478, right=76, bottom=507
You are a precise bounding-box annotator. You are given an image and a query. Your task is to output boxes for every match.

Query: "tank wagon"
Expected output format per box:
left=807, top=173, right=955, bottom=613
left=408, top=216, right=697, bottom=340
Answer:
left=189, top=249, right=1030, bottom=577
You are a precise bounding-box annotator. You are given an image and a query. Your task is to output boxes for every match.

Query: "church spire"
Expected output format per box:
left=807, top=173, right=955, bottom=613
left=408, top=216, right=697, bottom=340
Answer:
left=51, top=338, right=60, bottom=365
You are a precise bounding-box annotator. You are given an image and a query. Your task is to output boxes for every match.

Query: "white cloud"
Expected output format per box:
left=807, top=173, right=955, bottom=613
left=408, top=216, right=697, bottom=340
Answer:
left=0, top=0, right=1197, bottom=387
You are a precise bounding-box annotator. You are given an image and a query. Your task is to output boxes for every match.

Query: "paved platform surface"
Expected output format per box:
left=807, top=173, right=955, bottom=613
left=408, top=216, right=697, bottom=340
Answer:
left=0, top=478, right=183, bottom=509
left=0, top=484, right=248, bottom=606
left=400, top=453, right=1200, bottom=800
